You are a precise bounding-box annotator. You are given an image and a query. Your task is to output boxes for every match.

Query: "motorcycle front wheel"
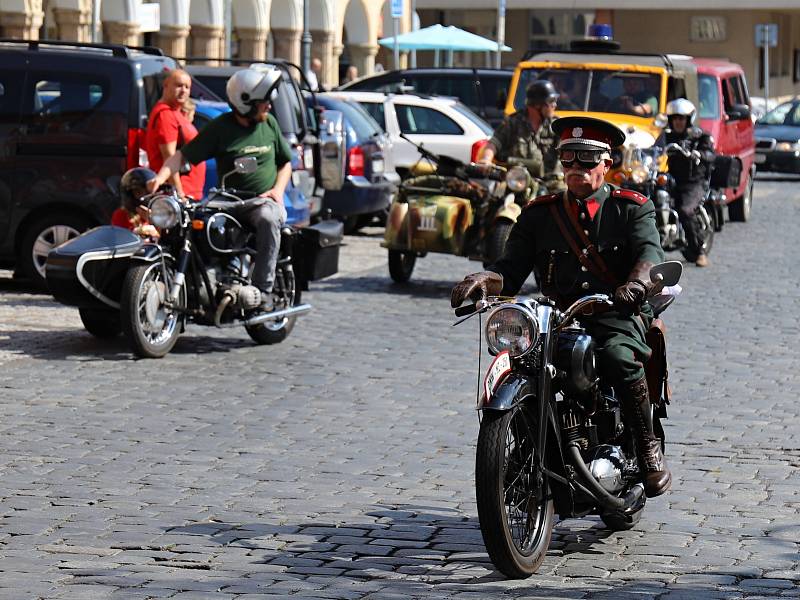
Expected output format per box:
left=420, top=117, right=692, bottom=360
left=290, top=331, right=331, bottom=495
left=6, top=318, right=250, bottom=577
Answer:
left=120, top=263, right=183, bottom=358
left=245, top=264, right=300, bottom=345
left=476, top=407, right=554, bottom=579
left=483, top=219, right=514, bottom=268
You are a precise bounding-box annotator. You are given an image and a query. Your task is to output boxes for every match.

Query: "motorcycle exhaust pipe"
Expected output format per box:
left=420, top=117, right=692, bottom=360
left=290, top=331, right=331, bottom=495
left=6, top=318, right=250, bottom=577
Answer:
left=242, top=303, right=312, bottom=326
left=566, top=442, right=644, bottom=512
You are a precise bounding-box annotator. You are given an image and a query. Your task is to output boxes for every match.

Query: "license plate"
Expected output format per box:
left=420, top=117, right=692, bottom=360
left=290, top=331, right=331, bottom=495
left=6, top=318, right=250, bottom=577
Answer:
left=754, top=153, right=767, bottom=164
left=372, top=159, right=385, bottom=174
left=483, top=351, right=511, bottom=405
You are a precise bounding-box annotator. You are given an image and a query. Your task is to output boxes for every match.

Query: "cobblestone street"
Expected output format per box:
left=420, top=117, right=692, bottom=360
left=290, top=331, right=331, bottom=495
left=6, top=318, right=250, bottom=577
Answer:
left=1, top=175, right=799, bottom=599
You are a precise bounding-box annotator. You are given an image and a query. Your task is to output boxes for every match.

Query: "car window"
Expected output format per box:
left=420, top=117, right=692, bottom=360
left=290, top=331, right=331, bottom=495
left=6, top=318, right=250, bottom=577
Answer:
left=758, top=102, right=796, bottom=125
left=722, top=76, right=745, bottom=112
left=22, top=71, right=127, bottom=144
left=357, top=101, right=386, bottom=130
left=478, top=74, right=511, bottom=120
left=0, top=70, right=24, bottom=119
left=194, top=74, right=229, bottom=100
left=450, top=102, right=493, bottom=135
left=395, top=104, right=464, bottom=135
left=320, top=98, right=378, bottom=140
left=412, top=75, right=479, bottom=109
left=698, top=74, right=721, bottom=120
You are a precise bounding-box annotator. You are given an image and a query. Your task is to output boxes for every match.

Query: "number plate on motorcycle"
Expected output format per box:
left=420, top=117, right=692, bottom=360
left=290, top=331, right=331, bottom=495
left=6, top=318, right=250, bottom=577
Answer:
left=483, top=351, right=511, bottom=404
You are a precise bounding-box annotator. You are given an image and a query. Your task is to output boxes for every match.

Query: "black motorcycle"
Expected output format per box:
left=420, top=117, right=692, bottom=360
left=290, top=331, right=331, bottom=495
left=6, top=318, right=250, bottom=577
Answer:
left=452, top=261, right=682, bottom=578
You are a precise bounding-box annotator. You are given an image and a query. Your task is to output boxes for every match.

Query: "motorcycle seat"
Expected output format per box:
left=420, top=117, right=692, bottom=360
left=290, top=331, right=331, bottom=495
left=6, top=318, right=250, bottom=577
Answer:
left=649, top=294, right=674, bottom=317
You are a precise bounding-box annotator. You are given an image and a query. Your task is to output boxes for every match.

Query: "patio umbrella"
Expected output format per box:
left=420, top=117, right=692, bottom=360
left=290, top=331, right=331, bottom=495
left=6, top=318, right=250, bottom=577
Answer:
left=378, top=23, right=511, bottom=53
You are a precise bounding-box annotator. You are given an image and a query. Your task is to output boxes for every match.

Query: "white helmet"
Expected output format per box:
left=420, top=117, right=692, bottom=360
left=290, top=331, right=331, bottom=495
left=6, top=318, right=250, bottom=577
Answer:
left=666, top=98, right=697, bottom=126
left=226, top=64, right=282, bottom=117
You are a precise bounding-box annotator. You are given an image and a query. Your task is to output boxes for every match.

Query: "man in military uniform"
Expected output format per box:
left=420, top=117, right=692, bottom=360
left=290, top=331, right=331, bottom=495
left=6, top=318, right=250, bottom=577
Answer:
left=478, top=80, right=565, bottom=193
left=452, top=116, right=671, bottom=498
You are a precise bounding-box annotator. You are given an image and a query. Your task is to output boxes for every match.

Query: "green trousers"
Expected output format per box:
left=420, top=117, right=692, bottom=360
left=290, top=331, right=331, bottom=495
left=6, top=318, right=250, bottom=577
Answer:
left=584, top=307, right=653, bottom=386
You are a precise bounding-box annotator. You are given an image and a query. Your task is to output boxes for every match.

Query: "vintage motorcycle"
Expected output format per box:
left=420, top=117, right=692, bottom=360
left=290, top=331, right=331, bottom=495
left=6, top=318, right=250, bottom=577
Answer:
left=383, top=140, right=538, bottom=283
left=453, top=261, right=682, bottom=578
left=46, top=157, right=342, bottom=358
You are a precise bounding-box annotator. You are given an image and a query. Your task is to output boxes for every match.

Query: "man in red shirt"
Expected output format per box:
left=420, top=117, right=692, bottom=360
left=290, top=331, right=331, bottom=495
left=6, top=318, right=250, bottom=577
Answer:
left=145, top=69, right=206, bottom=200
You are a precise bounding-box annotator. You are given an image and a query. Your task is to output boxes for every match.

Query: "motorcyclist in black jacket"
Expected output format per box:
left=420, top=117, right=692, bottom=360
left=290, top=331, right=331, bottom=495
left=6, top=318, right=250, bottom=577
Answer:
left=663, top=98, right=715, bottom=267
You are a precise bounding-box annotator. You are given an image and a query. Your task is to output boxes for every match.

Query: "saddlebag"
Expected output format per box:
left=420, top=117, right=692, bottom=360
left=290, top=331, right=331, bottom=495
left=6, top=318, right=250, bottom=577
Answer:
left=45, top=226, right=142, bottom=309
left=710, top=155, right=743, bottom=189
left=645, top=317, right=671, bottom=411
left=294, top=219, right=343, bottom=289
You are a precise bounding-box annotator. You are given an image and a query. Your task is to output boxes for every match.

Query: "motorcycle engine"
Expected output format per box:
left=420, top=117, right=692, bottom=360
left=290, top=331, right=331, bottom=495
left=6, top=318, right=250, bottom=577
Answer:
left=234, top=284, right=262, bottom=311
left=555, top=330, right=597, bottom=398
left=585, top=444, right=627, bottom=494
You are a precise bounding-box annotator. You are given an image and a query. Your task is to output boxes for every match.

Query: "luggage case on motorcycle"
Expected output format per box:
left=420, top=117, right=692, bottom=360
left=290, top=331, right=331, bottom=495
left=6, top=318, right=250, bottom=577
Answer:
left=45, top=226, right=142, bottom=309
left=709, top=155, right=742, bottom=189
left=294, top=219, right=343, bottom=288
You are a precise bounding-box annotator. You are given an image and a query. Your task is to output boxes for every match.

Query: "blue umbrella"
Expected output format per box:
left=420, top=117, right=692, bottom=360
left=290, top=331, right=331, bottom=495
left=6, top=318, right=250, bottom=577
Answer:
left=378, top=24, right=511, bottom=53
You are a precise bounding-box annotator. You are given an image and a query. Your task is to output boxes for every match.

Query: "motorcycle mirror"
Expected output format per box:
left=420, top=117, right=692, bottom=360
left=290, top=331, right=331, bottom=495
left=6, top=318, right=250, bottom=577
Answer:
left=650, top=261, right=682, bottom=287
left=234, top=156, right=259, bottom=174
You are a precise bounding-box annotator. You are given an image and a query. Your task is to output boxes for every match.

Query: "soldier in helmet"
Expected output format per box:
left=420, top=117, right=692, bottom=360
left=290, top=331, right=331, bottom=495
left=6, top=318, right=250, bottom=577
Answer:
left=478, top=79, right=565, bottom=192
left=664, top=98, right=715, bottom=267
left=453, top=116, right=671, bottom=498
left=147, top=64, right=292, bottom=312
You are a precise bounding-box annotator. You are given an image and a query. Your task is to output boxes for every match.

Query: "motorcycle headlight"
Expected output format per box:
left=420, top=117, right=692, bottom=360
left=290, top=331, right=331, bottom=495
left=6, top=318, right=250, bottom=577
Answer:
left=630, top=165, right=650, bottom=185
left=149, top=195, right=182, bottom=229
left=486, top=304, right=539, bottom=358
left=505, top=165, right=529, bottom=193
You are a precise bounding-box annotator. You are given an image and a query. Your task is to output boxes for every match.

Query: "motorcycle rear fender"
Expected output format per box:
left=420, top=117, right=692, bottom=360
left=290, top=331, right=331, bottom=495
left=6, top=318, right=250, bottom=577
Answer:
left=130, top=243, right=163, bottom=263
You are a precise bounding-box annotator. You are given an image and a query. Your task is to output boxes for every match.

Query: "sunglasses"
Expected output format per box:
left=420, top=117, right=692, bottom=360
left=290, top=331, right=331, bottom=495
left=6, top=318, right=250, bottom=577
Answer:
left=559, top=149, right=607, bottom=169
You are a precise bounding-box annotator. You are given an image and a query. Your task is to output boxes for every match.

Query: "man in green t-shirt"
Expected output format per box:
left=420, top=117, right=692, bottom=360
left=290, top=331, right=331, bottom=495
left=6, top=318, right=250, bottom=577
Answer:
left=148, top=65, right=292, bottom=311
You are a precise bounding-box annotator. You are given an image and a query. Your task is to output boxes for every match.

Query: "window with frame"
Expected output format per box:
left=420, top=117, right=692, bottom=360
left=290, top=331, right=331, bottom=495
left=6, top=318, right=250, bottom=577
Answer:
left=394, top=104, right=463, bottom=135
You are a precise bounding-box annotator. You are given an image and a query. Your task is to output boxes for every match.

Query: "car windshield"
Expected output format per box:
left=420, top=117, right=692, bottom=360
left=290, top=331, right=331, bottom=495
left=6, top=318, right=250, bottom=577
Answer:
left=514, top=68, right=662, bottom=116
left=319, top=97, right=380, bottom=140
left=451, top=102, right=493, bottom=135
left=757, top=101, right=800, bottom=126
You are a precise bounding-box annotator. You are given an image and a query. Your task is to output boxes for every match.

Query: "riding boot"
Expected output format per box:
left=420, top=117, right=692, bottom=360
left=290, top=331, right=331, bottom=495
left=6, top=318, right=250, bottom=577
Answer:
left=620, top=376, right=672, bottom=497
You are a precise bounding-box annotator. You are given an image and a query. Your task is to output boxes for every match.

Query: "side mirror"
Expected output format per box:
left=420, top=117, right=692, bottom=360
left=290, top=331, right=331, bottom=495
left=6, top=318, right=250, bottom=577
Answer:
left=234, top=156, right=258, bottom=174
left=318, top=109, right=346, bottom=191
left=650, top=261, right=683, bottom=287
left=726, top=103, right=751, bottom=121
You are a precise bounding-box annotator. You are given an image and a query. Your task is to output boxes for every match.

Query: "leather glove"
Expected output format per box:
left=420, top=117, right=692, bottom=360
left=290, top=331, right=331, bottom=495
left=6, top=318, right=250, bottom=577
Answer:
left=451, top=271, right=503, bottom=308
left=613, top=260, right=655, bottom=314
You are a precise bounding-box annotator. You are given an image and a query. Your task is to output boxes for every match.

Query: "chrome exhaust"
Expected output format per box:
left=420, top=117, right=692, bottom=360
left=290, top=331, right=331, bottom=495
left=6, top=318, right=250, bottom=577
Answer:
left=242, top=303, right=312, bottom=326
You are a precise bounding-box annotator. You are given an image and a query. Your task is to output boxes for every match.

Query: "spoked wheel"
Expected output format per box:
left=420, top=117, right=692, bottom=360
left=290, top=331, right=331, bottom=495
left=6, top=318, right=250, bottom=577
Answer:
left=245, top=264, right=300, bottom=345
left=388, top=250, right=416, bottom=283
left=120, top=263, right=183, bottom=358
left=476, top=407, right=554, bottom=579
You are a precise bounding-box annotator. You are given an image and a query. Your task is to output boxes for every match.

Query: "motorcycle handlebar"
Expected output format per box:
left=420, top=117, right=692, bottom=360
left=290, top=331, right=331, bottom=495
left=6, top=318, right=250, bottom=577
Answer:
left=454, top=303, right=478, bottom=317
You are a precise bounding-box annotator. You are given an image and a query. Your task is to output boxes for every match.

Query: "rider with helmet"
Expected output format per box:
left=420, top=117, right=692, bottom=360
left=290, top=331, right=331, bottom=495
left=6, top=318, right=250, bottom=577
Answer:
left=112, top=167, right=160, bottom=239
left=147, top=64, right=292, bottom=311
left=478, top=79, right=565, bottom=193
left=663, top=98, right=716, bottom=267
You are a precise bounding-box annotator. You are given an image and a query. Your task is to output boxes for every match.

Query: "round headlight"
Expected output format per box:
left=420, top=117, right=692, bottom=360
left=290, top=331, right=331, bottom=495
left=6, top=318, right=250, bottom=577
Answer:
left=149, top=195, right=182, bottom=230
left=506, top=165, right=529, bottom=193
left=485, top=305, right=539, bottom=358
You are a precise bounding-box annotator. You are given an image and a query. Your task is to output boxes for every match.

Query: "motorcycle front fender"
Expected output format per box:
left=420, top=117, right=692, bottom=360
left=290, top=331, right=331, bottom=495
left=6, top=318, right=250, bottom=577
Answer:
left=130, top=242, right=164, bottom=263
left=483, top=372, right=533, bottom=411
left=493, top=199, right=522, bottom=224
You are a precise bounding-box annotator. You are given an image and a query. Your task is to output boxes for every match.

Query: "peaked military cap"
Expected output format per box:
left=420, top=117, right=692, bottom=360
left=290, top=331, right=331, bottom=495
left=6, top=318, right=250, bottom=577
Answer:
left=552, top=116, right=626, bottom=151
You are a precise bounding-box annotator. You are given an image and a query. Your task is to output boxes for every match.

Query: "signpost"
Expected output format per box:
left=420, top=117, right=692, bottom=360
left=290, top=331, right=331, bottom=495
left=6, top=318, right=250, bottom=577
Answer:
left=391, top=0, right=403, bottom=70
left=755, top=23, right=778, bottom=105
left=496, top=0, right=506, bottom=68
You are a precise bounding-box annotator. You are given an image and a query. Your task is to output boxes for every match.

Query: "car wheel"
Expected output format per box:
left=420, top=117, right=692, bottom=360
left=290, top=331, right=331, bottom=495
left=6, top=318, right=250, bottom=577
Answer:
left=19, top=213, right=91, bottom=289
left=728, top=173, right=752, bottom=222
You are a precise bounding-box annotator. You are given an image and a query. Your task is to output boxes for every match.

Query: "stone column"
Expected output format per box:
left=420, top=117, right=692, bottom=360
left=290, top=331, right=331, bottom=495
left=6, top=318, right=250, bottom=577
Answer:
left=271, top=28, right=301, bottom=66
left=52, top=7, right=91, bottom=42
left=103, top=21, right=140, bottom=46
left=0, top=8, right=44, bottom=40
left=156, top=24, right=191, bottom=59
left=348, top=43, right=379, bottom=78
left=237, top=26, right=268, bottom=62
left=331, top=43, right=344, bottom=88
left=311, top=29, right=335, bottom=89
left=189, top=24, right=225, bottom=65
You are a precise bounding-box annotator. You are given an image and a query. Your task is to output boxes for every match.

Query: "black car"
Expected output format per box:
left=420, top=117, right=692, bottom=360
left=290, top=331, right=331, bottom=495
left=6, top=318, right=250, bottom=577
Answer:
left=338, top=67, right=513, bottom=127
left=754, top=99, right=800, bottom=173
left=0, top=39, right=176, bottom=286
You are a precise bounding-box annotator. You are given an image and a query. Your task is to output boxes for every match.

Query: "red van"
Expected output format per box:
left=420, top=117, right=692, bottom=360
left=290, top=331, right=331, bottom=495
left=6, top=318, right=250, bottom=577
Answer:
left=692, top=58, right=756, bottom=222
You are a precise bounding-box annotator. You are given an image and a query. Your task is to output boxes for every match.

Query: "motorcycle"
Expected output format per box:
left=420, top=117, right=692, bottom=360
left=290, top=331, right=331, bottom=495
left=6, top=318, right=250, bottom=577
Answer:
left=46, top=157, right=343, bottom=358
left=453, top=261, right=682, bottom=578
left=618, top=143, right=717, bottom=261
left=383, top=138, right=539, bottom=283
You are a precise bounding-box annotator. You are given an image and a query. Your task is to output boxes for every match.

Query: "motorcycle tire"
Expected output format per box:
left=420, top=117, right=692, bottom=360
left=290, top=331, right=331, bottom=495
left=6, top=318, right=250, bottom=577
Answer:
left=680, top=207, right=714, bottom=261
left=388, top=250, right=415, bottom=283
left=79, top=308, right=121, bottom=339
left=120, top=263, right=183, bottom=358
left=476, top=407, right=554, bottom=579
left=245, top=265, right=300, bottom=345
left=483, top=219, right=514, bottom=268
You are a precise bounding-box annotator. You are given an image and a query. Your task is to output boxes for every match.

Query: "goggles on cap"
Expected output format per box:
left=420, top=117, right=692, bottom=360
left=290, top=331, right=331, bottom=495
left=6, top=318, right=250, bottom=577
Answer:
left=559, top=149, right=609, bottom=169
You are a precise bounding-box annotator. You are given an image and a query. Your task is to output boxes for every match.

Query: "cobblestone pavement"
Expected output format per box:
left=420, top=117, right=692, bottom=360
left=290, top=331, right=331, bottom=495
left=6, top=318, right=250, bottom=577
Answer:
left=1, top=175, right=799, bottom=599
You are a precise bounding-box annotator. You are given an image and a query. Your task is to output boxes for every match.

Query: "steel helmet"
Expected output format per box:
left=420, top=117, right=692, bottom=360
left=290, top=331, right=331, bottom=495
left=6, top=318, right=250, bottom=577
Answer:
left=526, top=79, right=559, bottom=107
left=666, top=98, right=697, bottom=126
left=226, top=64, right=282, bottom=117
left=119, top=167, right=156, bottom=212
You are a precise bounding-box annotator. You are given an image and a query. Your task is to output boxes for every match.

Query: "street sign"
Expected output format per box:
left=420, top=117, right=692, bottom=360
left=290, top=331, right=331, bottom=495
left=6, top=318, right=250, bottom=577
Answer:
left=755, top=23, right=778, bottom=48
left=391, top=0, right=404, bottom=19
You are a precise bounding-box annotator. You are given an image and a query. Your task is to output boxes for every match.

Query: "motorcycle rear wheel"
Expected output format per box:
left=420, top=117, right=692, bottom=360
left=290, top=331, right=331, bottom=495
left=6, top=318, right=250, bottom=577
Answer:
left=245, top=264, right=300, bottom=345
left=476, top=407, right=554, bottom=579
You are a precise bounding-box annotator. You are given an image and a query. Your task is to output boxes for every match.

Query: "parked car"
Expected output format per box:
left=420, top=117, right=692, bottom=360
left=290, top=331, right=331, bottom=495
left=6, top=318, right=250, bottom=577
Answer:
left=754, top=99, right=800, bottom=174
left=338, top=67, right=513, bottom=127
left=192, top=99, right=310, bottom=227
left=326, top=91, right=492, bottom=179
left=0, top=39, right=176, bottom=287
left=692, top=58, right=756, bottom=222
left=310, top=94, right=397, bottom=232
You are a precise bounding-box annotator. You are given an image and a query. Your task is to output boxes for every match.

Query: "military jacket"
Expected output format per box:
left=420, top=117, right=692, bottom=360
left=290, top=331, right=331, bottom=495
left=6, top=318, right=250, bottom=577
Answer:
left=489, top=184, right=664, bottom=307
left=489, top=111, right=564, bottom=190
